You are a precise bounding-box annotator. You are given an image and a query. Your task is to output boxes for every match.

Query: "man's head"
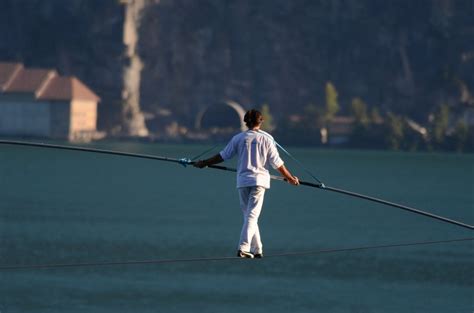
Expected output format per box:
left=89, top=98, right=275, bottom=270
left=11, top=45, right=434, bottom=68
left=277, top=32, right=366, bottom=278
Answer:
left=244, top=109, right=264, bottom=129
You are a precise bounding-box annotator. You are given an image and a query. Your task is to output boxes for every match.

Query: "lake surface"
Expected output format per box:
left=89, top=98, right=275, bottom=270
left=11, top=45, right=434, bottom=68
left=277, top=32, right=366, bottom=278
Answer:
left=0, top=142, right=472, bottom=312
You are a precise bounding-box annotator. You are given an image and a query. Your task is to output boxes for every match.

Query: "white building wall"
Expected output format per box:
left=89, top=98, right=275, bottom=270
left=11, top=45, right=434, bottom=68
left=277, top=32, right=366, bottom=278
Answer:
left=70, top=99, right=97, bottom=132
left=0, top=99, right=51, bottom=137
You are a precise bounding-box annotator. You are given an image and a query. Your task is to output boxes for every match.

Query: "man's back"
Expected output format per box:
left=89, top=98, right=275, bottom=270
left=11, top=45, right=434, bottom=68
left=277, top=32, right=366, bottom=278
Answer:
left=220, top=130, right=283, bottom=188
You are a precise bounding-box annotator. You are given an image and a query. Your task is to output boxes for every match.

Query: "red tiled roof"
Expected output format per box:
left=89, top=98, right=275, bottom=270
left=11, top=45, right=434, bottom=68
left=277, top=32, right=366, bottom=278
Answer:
left=0, top=62, right=23, bottom=90
left=38, top=76, right=100, bottom=101
left=7, top=68, right=56, bottom=93
left=0, top=62, right=100, bottom=102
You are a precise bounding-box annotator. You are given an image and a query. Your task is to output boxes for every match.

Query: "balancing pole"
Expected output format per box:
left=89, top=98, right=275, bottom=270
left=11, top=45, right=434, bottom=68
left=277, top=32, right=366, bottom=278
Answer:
left=1, top=140, right=472, bottom=230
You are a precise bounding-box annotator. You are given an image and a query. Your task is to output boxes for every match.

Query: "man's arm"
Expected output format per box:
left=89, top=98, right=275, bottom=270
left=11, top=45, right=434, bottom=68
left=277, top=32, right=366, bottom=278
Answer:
left=277, top=165, right=299, bottom=185
left=193, top=154, right=224, bottom=168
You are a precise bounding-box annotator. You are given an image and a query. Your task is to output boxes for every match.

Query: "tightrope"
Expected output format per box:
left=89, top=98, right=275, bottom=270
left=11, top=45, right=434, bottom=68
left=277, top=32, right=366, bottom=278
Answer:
left=0, top=237, right=471, bottom=270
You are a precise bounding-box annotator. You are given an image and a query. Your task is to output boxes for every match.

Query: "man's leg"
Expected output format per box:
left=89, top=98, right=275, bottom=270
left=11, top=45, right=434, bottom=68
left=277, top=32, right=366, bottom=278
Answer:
left=238, top=187, right=251, bottom=253
left=250, top=186, right=265, bottom=254
left=251, top=225, right=262, bottom=255
left=238, top=186, right=265, bottom=253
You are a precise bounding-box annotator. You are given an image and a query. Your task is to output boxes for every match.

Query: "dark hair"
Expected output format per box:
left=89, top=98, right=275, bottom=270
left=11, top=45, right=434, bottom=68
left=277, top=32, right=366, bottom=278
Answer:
left=244, top=109, right=264, bottom=128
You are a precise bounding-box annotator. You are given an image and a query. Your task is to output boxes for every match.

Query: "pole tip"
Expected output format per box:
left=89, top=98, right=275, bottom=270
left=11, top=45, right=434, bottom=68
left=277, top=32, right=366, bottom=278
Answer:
left=178, top=157, right=192, bottom=167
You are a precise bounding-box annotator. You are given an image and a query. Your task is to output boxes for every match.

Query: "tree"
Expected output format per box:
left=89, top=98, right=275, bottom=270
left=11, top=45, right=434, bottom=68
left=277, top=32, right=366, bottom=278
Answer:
left=370, top=107, right=383, bottom=124
left=453, top=119, right=469, bottom=152
left=432, top=104, right=450, bottom=146
left=351, top=97, right=369, bottom=126
left=260, top=104, right=275, bottom=131
left=386, top=112, right=405, bottom=150
left=325, top=82, right=339, bottom=123
left=350, top=97, right=369, bottom=147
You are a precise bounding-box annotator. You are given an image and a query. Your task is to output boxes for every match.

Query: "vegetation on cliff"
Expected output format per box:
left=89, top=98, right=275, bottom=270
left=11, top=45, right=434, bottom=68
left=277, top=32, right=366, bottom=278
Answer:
left=0, top=0, right=472, bottom=150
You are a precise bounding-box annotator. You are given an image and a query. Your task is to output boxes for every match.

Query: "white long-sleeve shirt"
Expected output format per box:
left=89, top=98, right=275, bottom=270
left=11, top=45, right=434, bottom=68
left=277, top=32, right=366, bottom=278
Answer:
left=219, top=130, right=284, bottom=189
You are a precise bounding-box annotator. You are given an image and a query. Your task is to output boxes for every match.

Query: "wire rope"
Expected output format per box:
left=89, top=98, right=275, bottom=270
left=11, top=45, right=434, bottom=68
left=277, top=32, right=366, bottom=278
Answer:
left=0, top=237, right=471, bottom=271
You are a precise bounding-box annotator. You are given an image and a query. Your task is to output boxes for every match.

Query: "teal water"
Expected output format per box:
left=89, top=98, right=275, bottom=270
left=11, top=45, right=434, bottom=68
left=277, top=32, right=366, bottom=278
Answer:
left=0, top=142, right=472, bottom=312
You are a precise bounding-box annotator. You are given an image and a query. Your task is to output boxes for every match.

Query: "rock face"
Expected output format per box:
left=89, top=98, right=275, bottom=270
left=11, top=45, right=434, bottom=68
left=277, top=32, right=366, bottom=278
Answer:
left=121, top=0, right=149, bottom=137
left=139, top=0, right=473, bottom=124
left=0, top=0, right=472, bottom=133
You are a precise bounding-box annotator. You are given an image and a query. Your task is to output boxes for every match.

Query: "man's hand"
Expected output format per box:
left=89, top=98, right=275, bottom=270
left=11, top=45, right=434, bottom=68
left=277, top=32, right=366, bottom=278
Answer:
left=277, top=165, right=299, bottom=186
left=288, top=176, right=299, bottom=186
left=193, top=160, right=207, bottom=168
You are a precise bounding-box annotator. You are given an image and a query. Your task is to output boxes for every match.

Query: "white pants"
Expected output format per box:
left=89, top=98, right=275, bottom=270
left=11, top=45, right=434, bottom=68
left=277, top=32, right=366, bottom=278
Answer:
left=238, top=186, right=266, bottom=254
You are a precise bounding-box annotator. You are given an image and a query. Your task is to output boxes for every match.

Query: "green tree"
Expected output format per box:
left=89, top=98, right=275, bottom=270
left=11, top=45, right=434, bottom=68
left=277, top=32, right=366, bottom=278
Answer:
left=454, top=119, right=469, bottom=152
left=260, top=103, right=275, bottom=131
left=432, top=104, right=450, bottom=146
left=370, top=107, right=383, bottom=124
left=386, top=112, right=405, bottom=150
left=349, top=97, right=371, bottom=147
left=325, top=82, right=339, bottom=122
left=351, top=97, right=369, bottom=126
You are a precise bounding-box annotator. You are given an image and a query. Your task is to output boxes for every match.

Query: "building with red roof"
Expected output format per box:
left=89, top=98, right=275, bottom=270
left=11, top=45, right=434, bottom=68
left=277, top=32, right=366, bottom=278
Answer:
left=0, top=62, right=102, bottom=141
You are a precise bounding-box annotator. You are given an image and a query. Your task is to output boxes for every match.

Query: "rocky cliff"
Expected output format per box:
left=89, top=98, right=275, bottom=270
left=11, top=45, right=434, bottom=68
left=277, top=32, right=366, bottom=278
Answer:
left=1, top=0, right=472, bottom=132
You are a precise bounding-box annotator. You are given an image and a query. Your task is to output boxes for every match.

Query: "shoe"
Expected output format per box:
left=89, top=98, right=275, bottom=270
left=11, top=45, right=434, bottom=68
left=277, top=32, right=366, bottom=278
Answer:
left=254, top=253, right=263, bottom=259
left=237, top=250, right=254, bottom=258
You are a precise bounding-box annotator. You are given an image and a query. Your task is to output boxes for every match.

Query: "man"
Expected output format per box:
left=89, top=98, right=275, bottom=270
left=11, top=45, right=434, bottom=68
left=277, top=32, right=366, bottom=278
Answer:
left=194, top=109, right=299, bottom=259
